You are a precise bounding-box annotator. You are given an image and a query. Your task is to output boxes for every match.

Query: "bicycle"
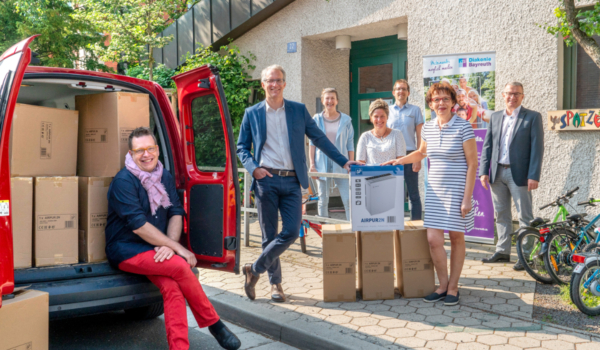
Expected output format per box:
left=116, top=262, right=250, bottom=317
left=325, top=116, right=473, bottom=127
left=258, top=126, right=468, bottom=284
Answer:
left=515, top=187, right=579, bottom=284
left=570, top=251, right=600, bottom=316
left=544, top=197, right=600, bottom=285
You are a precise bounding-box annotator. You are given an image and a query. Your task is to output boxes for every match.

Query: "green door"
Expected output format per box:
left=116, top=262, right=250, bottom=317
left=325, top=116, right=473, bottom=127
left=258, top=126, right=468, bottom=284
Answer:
left=350, top=36, right=407, bottom=143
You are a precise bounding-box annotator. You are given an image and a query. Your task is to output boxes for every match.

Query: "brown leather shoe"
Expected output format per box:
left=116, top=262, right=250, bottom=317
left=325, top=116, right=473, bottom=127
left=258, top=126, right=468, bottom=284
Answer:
left=271, top=283, right=286, bottom=303
left=242, top=263, right=259, bottom=300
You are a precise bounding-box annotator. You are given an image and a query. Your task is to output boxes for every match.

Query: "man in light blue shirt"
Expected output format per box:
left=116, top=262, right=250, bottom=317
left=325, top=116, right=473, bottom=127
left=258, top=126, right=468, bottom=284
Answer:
left=387, top=79, right=423, bottom=220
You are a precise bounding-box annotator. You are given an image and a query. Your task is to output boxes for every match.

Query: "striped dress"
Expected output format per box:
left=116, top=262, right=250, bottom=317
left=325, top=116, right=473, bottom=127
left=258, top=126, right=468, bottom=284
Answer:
left=422, top=115, right=475, bottom=232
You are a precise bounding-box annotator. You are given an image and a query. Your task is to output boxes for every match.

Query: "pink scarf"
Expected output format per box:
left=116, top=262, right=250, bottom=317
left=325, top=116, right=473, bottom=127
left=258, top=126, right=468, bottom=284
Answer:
left=125, top=153, right=172, bottom=215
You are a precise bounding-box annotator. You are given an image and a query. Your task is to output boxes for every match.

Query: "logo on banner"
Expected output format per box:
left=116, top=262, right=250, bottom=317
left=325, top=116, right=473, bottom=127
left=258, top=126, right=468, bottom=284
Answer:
left=458, top=58, right=467, bottom=67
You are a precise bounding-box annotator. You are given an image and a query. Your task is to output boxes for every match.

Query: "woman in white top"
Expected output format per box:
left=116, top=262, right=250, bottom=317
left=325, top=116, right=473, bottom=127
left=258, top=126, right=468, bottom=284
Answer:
left=356, top=99, right=406, bottom=165
left=309, top=88, right=354, bottom=220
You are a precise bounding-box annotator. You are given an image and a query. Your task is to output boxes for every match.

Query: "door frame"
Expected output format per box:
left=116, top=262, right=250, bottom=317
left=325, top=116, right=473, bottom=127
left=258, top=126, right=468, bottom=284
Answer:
left=350, top=36, right=407, bottom=144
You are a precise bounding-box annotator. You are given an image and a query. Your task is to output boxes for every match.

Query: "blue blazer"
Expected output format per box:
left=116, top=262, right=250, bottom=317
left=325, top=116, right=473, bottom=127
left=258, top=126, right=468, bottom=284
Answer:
left=237, top=100, right=348, bottom=190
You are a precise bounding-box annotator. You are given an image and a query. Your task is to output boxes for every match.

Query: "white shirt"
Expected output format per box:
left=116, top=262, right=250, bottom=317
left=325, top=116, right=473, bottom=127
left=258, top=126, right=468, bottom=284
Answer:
left=498, top=105, right=521, bottom=164
left=260, top=101, right=294, bottom=170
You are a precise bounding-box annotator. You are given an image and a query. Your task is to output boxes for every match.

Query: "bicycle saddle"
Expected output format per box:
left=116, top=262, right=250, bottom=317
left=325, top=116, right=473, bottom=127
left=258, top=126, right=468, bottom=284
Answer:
left=529, top=217, right=548, bottom=227
left=567, top=214, right=584, bottom=222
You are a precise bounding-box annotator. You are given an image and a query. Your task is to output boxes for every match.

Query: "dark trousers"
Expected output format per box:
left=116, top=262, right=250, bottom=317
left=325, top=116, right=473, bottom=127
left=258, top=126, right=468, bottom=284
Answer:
left=404, top=159, right=422, bottom=220
left=252, top=174, right=302, bottom=284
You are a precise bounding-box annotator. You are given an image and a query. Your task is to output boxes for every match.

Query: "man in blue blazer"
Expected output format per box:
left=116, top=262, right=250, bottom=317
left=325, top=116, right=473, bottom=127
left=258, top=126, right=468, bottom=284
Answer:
left=237, top=65, right=358, bottom=302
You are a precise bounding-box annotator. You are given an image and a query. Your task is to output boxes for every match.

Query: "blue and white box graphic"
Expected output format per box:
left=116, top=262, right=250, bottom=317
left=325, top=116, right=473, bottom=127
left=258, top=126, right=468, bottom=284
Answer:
left=350, top=165, right=404, bottom=232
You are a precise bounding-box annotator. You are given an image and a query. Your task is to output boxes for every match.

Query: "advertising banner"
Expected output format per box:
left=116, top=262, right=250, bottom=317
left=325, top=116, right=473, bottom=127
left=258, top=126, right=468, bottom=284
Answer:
left=422, top=51, right=496, bottom=244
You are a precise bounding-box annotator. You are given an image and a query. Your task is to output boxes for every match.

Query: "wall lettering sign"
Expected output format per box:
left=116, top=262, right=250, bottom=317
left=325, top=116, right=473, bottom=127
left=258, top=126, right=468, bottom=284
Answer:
left=547, top=109, right=600, bottom=131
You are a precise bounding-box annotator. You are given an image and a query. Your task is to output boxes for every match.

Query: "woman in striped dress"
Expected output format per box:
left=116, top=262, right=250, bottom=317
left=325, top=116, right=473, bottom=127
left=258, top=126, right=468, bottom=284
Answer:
left=382, top=83, right=477, bottom=306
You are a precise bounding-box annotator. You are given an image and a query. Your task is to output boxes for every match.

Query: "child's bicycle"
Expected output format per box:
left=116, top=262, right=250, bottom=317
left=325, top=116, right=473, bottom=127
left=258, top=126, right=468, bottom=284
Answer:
left=515, top=187, right=580, bottom=283
left=544, top=197, right=600, bottom=285
left=570, top=249, right=600, bottom=316
left=299, top=195, right=322, bottom=254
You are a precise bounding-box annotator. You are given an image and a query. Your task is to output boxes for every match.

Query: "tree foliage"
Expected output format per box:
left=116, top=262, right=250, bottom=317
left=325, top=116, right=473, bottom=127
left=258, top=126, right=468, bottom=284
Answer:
left=178, top=44, right=261, bottom=137
left=82, top=0, right=198, bottom=80
left=125, top=64, right=177, bottom=89
left=0, top=0, right=109, bottom=71
left=0, top=0, right=23, bottom=53
left=546, top=0, right=600, bottom=69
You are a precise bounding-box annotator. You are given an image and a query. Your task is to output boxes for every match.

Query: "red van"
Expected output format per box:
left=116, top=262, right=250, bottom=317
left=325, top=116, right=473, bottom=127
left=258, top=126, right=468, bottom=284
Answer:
left=0, top=37, right=240, bottom=319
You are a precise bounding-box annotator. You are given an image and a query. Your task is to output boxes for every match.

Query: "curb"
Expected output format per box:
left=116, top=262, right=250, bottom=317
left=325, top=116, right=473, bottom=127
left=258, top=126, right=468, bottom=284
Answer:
left=205, top=286, right=384, bottom=350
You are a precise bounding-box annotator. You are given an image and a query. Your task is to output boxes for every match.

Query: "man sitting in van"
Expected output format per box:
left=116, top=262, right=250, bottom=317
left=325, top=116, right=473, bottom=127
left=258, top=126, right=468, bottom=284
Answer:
left=105, top=127, right=240, bottom=350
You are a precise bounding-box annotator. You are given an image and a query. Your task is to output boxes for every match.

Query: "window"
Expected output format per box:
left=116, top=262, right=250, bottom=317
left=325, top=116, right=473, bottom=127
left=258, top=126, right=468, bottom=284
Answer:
left=191, top=94, right=227, bottom=172
left=563, top=35, right=600, bottom=109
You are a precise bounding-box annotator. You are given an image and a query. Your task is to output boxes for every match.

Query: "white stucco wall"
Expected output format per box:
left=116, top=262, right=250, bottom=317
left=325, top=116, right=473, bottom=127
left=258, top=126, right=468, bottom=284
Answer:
left=233, top=0, right=600, bottom=218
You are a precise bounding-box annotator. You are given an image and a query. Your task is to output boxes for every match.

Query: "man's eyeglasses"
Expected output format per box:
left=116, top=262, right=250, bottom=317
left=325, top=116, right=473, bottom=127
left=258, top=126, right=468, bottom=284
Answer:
left=263, top=79, right=285, bottom=85
left=503, top=92, right=523, bottom=97
left=431, top=97, right=452, bottom=104
left=131, top=146, right=158, bottom=156
left=394, top=88, right=409, bottom=92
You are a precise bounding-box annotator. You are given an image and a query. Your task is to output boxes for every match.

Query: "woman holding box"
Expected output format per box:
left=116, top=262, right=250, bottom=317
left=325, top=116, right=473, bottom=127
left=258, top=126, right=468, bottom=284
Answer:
left=356, top=99, right=406, bottom=165
left=309, top=88, right=354, bottom=220
left=382, top=83, right=477, bottom=306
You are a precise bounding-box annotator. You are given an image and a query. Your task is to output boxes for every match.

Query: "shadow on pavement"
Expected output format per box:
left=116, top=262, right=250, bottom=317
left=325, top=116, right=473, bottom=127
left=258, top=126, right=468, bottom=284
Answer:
left=50, top=311, right=222, bottom=350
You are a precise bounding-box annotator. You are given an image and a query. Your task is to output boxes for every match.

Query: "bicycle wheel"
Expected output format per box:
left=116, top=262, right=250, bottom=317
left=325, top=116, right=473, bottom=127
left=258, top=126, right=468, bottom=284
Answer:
left=516, top=229, right=553, bottom=283
left=570, top=260, right=600, bottom=316
left=584, top=243, right=600, bottom=253
left=544, top=227, right=578, bottom=285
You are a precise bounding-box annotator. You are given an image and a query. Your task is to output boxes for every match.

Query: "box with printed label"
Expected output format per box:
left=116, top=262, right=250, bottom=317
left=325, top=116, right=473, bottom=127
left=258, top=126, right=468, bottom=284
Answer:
left=322, top=224, right=356, bottom=302
left=350, top=165, right=404, bottom=232
left=78, top=177, right=111, bottom=263
left=76, top=92, right=149, bottom=177
left=34, top=177, right=78, bottom=267
left=10, top=103, right=78, bottom=176
left=0, top=289, right=49, bottom=350
left=11, top=177, right=33, bottom=269
left=357, top=230, right=394, bottom=300
left=394, top=220, right=435, bottom=298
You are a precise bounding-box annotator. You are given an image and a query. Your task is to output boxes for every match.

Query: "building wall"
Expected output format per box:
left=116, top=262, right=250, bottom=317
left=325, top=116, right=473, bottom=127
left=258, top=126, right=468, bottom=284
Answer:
left=233, top=0, right=600, bottom=217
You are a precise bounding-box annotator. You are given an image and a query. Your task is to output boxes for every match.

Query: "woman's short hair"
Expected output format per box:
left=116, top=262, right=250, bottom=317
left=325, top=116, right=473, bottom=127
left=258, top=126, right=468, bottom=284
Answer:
left=128, top=126, right=157, bottom=150
left=321, top=87, right=338, bottom=101
left=368, top=99, right=389, bottom=118
left=425, top=83, right=457, bottom=106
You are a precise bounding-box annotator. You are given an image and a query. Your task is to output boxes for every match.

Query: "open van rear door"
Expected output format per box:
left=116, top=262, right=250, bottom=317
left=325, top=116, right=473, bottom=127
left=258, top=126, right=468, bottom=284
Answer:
left=172, top=66, right=240, bottom=274
left=0, top=36, right=36, bottom=305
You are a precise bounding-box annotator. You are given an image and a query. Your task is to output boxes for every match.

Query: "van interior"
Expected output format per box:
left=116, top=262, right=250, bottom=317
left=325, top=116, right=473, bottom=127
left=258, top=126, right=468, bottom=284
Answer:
left=13, top=76, right=172, bottom=285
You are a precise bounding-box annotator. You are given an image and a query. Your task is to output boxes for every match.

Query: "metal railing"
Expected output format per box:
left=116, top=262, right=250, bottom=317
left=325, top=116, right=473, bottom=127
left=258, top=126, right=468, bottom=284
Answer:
left=239, top=168, right=350, bottom=246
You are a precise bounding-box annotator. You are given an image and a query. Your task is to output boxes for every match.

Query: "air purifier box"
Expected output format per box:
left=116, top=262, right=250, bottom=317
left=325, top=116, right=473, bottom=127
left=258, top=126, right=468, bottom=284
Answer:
left=350, top=165, right=404, bottom=232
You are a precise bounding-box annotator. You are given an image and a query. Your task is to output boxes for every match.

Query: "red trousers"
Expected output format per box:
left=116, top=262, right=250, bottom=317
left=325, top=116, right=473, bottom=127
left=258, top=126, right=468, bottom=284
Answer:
left=119, top=250, right=220, bottom=350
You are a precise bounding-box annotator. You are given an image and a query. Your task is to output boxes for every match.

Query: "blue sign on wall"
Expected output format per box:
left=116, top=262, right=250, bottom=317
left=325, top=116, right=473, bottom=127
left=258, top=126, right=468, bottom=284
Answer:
left=287, top=42, right=297, bottom=53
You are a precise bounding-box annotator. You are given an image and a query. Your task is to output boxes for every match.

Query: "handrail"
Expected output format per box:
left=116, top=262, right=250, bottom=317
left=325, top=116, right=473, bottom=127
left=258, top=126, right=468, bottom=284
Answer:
left=238, top=168, right=350, bottom=246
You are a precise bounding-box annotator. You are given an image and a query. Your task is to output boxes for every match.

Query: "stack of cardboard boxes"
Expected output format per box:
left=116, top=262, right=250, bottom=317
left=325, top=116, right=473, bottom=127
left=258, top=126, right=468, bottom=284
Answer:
left=10, top=92, right=149, bottom=268
left=322, top=221, right=435, bottom=302
left=322, top=165, right=435, bottom=302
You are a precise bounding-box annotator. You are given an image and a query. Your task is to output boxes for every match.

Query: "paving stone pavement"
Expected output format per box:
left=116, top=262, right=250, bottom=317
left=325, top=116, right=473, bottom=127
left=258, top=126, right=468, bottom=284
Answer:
left=200, top=218, right=600, bottom=349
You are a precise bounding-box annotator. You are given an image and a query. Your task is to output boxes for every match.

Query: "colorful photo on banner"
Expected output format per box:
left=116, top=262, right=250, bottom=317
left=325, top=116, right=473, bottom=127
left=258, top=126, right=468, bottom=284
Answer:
left=422, top=52, right=496, bottom=129
left=422, top=52, right=496, bottom=244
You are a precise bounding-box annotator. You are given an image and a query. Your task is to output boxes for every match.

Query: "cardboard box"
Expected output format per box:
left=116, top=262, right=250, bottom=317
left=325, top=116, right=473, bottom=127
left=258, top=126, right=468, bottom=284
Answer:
left=78, top=177, right=111, bottom=263
left=0, top=289, right=49, bottom=350
left=322, top=224, right=356, bottom=302
left=394, top=220, right=435, bottom=298
left=76, top=92, right=150, bottom=177
left=10, top=103, right=78, bottom=176
left=11, top=177, right=33, bottom=269
left=350, top=165, right=404, bottom=232
left=34, top=177, right=78, bottom=267
left=357, top=230, right=394, bottom=300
